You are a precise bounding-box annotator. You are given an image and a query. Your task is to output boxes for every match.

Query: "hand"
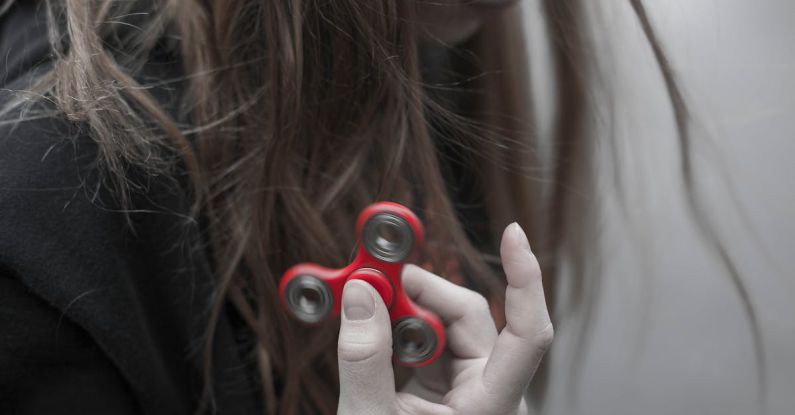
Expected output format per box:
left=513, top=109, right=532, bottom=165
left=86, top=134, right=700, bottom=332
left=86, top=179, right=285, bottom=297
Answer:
left=337, top=223, right=553, bottom=415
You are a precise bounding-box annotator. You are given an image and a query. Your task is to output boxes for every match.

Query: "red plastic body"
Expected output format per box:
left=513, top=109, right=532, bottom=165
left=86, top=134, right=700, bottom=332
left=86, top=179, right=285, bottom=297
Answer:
left=278, top=202, right=446, bottom=367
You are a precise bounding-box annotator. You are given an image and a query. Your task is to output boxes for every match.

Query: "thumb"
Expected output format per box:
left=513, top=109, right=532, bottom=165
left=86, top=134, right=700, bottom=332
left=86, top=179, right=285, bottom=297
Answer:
left=337, top=279, right=396, bottom=414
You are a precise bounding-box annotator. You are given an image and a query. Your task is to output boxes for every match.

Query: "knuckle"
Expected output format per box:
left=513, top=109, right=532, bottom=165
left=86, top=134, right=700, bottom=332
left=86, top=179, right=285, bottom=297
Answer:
left=338, top=338, right=391, bottom=364
left=532, top=322, right=554, bottom=351
left=468, top=292, right=491, bottom=315
left=394, top=395, right=422, bottom=414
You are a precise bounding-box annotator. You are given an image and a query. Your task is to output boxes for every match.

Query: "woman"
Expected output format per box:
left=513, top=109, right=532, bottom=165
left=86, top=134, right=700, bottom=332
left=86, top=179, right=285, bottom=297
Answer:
left=0, top=0, right=698, bottom=414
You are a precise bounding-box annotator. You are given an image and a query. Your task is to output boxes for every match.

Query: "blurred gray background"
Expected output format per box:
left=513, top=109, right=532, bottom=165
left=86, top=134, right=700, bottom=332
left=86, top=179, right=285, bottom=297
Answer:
left=521, top=1, right=795, bottom=414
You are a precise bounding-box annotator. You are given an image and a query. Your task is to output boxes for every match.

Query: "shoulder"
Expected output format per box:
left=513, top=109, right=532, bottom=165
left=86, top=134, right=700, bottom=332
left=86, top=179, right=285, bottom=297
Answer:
left=0, top=79, right=124, bottom=275
left=0, top=83, right=194, bottom=413
left=0, top=75, right=206, bottom=413
left=0, top=4, right=260, bottom=413
left=0, top=99, right=103, bottom=215
left=1, top=1, right=108, bottom=227
left=0, top=78, right=260, bottom=415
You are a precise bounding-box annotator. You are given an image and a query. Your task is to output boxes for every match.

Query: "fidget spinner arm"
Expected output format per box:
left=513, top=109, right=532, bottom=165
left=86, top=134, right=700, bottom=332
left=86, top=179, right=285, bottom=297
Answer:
left=279, top=202, right=446, bottom=366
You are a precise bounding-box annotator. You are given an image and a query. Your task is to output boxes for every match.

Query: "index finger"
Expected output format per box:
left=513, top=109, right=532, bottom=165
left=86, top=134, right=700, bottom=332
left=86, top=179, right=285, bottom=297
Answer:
left=482, top=223, right=553, bottom=403
left=402, top=264, right=498, bottom=360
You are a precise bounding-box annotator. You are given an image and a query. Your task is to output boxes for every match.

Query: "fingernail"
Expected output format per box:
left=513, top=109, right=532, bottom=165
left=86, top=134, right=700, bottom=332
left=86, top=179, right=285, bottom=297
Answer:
left=343, top=280, right=375, bottom=321
left=512, top=222, right=532, bottom=252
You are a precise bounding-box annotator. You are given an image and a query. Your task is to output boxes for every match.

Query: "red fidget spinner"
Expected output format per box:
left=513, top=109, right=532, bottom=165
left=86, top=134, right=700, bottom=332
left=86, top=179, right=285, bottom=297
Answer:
left=279, top=202, right=446, bottom=367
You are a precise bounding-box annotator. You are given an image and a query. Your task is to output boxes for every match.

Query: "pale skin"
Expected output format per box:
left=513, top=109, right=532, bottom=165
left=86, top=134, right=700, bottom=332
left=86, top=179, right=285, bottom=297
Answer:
left=337, top=223, right=553, bottom=414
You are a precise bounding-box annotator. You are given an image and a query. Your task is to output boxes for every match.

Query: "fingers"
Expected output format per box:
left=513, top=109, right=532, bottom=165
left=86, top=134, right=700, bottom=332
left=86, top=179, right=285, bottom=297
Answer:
left=402, top=264, right=498, bottom=360
left=337, top=280, right=396, bottom=414
left=483, top=223, right=553, bottom=405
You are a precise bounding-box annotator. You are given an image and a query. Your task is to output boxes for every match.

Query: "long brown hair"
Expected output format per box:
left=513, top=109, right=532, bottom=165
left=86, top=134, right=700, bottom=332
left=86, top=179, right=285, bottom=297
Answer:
left=3, top=0, right=764, bottom=414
